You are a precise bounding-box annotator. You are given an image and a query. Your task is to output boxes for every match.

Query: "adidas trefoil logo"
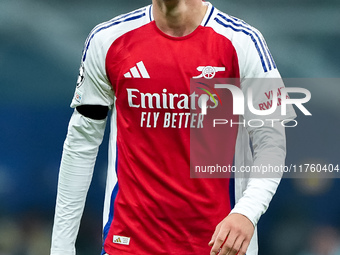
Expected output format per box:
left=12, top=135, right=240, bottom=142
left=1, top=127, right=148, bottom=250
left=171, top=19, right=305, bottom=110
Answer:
left=124, top=61, right=150, bottom=78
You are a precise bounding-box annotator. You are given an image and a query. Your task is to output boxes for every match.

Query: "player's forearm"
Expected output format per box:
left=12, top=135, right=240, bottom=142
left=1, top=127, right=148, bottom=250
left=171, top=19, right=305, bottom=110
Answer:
left=230, top=123, right=286, bottom=226
left=51, top=109, right=107, bottom=255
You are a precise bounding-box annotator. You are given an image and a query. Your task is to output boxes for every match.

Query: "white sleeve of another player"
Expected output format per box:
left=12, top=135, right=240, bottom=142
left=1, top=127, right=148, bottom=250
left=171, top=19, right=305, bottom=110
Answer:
left=50, top=109, right=106, bottom=255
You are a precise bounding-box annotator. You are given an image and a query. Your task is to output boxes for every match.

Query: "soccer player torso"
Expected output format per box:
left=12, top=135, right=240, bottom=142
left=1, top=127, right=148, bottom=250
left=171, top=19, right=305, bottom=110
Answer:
left=102, top=19, right=239, bottom=254
left=69, top=1, right=293, bottom=253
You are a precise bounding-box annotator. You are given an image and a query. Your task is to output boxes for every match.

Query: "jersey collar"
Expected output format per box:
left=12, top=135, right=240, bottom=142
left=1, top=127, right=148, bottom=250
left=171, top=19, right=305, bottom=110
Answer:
left=148, top=2, right=215, bottom=26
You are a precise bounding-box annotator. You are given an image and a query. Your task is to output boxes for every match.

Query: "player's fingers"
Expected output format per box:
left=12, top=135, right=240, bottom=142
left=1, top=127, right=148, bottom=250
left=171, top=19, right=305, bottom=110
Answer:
left=219, top=232, right=238, bottom=255
left=210, top=228, right=229, bottom=255
left=227, top=236, right=244, bottom=255
left=208, top=223, right=222, bottom=246
left=237, top=239, right=250, bottom=255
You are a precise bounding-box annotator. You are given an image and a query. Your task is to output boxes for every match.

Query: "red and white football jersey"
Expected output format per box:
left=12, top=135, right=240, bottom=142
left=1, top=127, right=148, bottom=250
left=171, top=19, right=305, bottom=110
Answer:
left=71, top=2, right=296, bottom=255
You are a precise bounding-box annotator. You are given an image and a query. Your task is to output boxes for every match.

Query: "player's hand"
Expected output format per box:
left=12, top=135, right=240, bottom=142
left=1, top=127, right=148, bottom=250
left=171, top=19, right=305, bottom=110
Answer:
left=208, top=213, right=254, bottom=255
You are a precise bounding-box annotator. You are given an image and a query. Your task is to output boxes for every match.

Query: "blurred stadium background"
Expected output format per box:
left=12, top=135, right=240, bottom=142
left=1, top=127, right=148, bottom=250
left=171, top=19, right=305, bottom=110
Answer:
left=0, top=0, right=339, bottom=254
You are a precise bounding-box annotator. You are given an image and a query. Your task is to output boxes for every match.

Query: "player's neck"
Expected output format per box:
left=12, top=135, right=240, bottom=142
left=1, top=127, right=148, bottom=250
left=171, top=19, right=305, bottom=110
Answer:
left=152, top=0, right=208, bottom=37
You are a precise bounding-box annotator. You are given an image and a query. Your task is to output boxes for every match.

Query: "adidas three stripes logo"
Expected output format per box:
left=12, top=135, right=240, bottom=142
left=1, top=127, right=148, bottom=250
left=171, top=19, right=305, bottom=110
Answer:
left=124, top=61, right=150, bottom=78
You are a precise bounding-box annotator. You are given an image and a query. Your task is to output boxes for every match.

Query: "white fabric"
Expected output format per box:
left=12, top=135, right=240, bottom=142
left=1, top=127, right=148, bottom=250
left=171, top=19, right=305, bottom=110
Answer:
left=50, top=109, right=107, bottom=255
left=231, top=122, right=286, bottom=224
left=231, top=121, right=287, bottom=254
left=70, top=6, right=150, bottom=109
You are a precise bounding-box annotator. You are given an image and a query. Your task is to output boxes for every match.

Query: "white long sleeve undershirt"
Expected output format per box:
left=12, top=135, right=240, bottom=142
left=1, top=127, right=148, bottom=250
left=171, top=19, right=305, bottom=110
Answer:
left=230, top=122, right=286, bottom=227
left=50, top=109, right=106, bottom=255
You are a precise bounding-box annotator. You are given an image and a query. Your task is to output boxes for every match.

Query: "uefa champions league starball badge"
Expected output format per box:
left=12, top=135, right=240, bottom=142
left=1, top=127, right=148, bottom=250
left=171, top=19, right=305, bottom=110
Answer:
left=76, top=63, right=85, bottom=88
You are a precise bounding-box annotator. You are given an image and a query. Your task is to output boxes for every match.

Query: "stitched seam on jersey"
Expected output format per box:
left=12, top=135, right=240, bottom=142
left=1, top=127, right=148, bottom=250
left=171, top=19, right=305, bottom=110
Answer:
left=82, top=13, right=146, bottom=62
left=214, top=17, right=268, bottom=73
left=216, top=13, right=273, bottom=72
